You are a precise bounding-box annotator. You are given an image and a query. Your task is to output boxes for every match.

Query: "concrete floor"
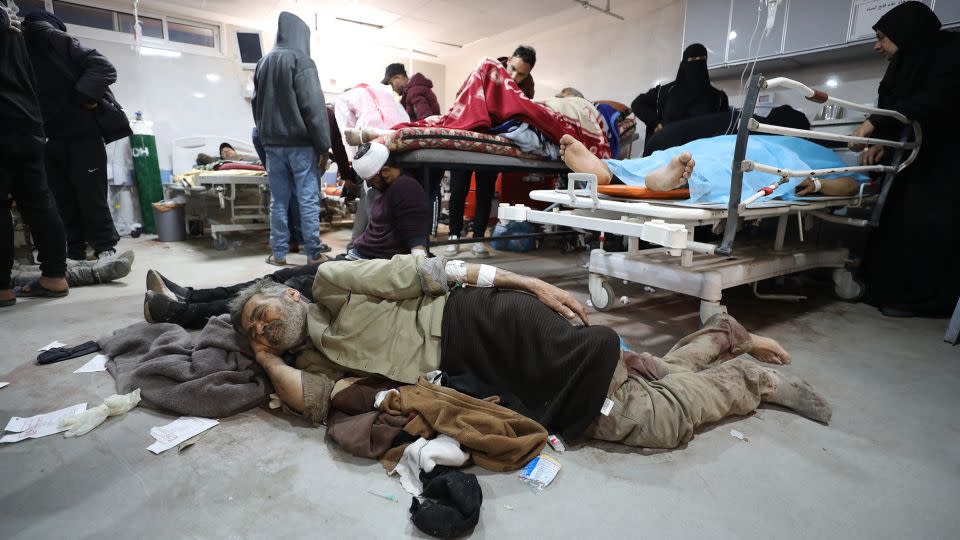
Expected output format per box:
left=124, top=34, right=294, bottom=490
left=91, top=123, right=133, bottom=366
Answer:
left=1, top=228, right=958, bottom=539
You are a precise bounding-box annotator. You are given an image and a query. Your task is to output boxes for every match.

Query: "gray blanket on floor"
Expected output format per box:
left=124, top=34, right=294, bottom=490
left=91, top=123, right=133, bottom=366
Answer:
left=99, top=314, right=272, bottom=418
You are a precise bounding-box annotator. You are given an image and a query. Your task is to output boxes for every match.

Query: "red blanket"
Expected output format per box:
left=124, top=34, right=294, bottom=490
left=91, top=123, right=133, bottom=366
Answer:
left=392, top=58, right=611, bottom=159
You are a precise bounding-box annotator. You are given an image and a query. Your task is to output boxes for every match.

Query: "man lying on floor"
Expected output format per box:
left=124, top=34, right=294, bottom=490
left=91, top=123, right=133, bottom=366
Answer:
left=558, top=133, right=867, bottom=203
left=229, top=254, right=831, bottom=449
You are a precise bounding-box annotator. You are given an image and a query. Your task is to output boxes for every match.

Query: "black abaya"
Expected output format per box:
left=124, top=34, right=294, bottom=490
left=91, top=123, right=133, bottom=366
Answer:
left=861, top=2, right=960, bottom=316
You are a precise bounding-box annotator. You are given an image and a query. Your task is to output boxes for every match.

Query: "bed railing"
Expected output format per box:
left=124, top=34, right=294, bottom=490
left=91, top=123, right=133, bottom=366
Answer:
left=717, top=74, right=921, bottom=256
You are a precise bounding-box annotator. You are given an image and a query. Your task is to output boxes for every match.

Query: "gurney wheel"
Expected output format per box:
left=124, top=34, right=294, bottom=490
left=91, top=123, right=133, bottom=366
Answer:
left=588, top=274, right=615, bottom=312
left=213, top=234, right=228, bottom=251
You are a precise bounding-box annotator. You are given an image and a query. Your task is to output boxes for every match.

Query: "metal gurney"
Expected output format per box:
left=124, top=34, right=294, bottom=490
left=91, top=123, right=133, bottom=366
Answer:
left=498, top=74, right=921, bottom=322
left=165, top=171, right=270, bottom=250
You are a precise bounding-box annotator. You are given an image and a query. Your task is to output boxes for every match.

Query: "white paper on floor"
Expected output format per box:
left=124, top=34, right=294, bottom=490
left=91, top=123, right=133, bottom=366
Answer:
left=38, top=341, right=66, bottom=352
left=1, top=403, right=87, bottom=443
left=74, top=354, right=109, bottom=373
left=729, top=429, right=748, bottom=442
left=0, top=382, right=8, bottom=390
left=147, top=417, right=219, bottom=454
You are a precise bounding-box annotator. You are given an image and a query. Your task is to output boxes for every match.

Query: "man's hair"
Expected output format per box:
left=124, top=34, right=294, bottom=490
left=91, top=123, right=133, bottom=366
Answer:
left=558, top=87, right=584, bottom=98
left=512, top=45, right=537, bottom=67
left=228, top=279, right=290, bottom=336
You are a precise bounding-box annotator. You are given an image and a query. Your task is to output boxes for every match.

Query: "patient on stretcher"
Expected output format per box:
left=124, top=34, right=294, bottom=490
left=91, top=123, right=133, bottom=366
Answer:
left=559, top=134, right=867, bottom=204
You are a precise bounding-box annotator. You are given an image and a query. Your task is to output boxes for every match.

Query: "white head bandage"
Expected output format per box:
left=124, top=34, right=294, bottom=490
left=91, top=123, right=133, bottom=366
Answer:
left=352, top=142, right=390, bottom=181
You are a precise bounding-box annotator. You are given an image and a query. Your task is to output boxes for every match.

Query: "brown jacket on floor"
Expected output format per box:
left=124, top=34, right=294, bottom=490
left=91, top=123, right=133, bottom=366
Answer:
left=380, top=378, right=547, bottom=472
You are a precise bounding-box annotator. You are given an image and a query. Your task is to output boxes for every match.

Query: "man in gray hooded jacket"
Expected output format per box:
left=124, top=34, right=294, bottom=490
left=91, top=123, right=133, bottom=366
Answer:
left=252, top=12, right=331, bottom=265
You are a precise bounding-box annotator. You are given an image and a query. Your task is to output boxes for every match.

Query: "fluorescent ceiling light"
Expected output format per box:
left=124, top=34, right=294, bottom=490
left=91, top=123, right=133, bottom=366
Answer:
left=138, top=46, right=182, bottom=58
left=335, top=17, right=383, bottom=29
left=728, top=31, right=737, bottom=40
left=825, top=78, right=839, bottom=88
left=206, top=73, right=221, bottom=82
left=192, top=92, right=206, bottom=98
left=429, top=40, right=462, bottom=48
left=412, top=49, right=437, bottom=58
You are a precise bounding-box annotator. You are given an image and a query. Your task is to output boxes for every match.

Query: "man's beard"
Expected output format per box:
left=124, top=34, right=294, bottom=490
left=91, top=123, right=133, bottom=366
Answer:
left=263, top=300, right=307, bottom=350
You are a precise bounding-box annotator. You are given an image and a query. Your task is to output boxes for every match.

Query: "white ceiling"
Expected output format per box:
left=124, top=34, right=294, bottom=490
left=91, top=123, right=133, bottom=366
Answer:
left=144, top=0, right=599, bottom=61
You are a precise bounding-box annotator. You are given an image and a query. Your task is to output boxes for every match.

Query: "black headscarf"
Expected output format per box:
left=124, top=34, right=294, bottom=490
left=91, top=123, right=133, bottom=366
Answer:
left=663, top=43, right=713, bottom=121
left=873, top=1, right=942, bottom=100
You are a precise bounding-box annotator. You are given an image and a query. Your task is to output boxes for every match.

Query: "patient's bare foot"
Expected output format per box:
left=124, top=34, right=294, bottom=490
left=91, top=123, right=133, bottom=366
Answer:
left=361, top=127, right=393, bottom=143
left=559, top=134, right=613, bottom=184
left=645, top=151, right=695, bottom=191
left=749, top=334, right=791, bottom=365
left=344, top=128, right=362, bottom=146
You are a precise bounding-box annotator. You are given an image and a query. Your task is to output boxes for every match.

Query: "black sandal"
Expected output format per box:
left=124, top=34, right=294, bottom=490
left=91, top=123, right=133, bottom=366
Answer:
left=15, top=279, right=69, bottom=298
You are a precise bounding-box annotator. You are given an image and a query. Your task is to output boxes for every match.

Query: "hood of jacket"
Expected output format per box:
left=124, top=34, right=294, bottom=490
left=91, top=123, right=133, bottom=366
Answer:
left=406, top=72, right=433, bottom=90
left=23, top=9, right=67, bottom=32
left=274, top=11, right=310, bottom=56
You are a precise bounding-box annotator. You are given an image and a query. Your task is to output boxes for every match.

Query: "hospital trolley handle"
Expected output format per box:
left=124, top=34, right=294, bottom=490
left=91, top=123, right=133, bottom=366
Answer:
left=566, top=173, right=600, bottom=208
left=719, top=73, right=763, bottom=256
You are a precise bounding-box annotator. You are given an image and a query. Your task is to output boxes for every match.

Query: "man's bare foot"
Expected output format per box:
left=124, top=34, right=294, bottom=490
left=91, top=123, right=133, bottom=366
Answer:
left=344, top=128, right=362, bottom=146
left=645, top=151, right=695, bottom=191
left=361, top=127, right=393, bottom=143
left=748, top=334, right=791, bottom=365
left=559, top=134, right=613, bottom=184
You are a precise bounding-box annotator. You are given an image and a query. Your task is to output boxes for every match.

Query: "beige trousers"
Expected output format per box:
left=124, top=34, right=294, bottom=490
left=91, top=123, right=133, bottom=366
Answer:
left=589, top=314, right=777, bottom=449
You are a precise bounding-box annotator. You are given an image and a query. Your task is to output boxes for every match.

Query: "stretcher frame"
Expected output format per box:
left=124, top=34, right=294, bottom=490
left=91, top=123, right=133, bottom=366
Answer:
left=165, top=173, right=270, bottom=250
left=498, top=74, right=921, bottom=322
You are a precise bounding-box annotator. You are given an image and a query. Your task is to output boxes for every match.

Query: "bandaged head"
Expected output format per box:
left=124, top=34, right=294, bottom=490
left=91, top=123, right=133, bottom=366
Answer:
left=353, top=142, right=390, bottom=181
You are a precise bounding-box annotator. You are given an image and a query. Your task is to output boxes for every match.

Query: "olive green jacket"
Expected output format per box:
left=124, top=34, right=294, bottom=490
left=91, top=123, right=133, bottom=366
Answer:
left=295, top=254, right=450, bottom=423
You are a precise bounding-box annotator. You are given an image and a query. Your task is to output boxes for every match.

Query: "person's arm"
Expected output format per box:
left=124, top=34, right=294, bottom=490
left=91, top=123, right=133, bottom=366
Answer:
left=293, top=58, right=331, bottom=157
left=64, top=34, right=116, bottom=104
left=795, top=176, right=859, bottom=196
left=325, top=107, right=355, bottom=180
left=409, top=91, right=434, bottom=122
left=312, top=255, right=428, bottom=303
left=718, top=89, right=730, bottom=112
left=630, top=86, right=660, bottom=136
left=442, top=260, right=589, bottom=325
left=255, top=349, right=306, bottom=412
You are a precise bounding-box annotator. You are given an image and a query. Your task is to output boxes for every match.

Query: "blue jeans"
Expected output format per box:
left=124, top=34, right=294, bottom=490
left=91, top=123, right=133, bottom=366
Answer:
left=265, top=146, right=322, bottom=260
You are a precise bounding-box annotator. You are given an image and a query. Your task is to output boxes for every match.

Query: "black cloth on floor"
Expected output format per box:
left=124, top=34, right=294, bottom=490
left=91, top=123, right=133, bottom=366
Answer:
left=436, top=372, right=522, bottom=413
left=409, top=469, right=482, bottom=539
left=440, top=287, right=620, bottom=441
left=37, top=340, right=99, bottom=365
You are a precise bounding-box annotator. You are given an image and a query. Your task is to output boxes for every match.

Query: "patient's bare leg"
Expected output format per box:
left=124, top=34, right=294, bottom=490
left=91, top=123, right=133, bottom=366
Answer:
left=644, top=152, right=695, bottom=191
left=559, top=134, right=613, bottom=184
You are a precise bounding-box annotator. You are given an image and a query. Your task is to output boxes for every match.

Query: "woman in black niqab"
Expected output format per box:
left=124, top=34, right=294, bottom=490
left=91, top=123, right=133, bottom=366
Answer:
left=630, top=43, right=729, bottom=147
left=851, top=1, right=960, bottom=317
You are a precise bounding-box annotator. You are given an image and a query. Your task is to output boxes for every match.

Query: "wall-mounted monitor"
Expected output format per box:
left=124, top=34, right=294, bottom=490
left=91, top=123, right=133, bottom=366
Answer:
left=236, top=30, right=263, bottom=70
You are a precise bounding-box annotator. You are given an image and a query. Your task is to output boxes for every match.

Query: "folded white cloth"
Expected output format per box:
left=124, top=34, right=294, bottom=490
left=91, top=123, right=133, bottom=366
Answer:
left=391, top=435, right=471, bottom=496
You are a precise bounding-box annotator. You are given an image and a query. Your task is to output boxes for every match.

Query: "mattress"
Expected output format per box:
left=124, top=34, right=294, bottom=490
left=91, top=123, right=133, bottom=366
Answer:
left=380, top=127, right=546, bottom=160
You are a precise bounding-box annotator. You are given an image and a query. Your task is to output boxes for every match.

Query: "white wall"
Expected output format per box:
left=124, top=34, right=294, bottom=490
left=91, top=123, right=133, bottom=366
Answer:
left=441, top=0, right=686, bottom=111
left=713, top=57, right=888, bottom=121
left=82, top=36, right=256, bottom=177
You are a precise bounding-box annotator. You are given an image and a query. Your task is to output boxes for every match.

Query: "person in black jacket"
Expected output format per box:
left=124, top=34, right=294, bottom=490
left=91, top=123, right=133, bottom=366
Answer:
left=849, top=2, right=960, bottom=318
left=631, top=43, right=729, bottom=156
left=22, top=9, right=120, bottom=261
left=0, top=1, right=69, bottom=306
left=252, top=11, right=332, bottom=266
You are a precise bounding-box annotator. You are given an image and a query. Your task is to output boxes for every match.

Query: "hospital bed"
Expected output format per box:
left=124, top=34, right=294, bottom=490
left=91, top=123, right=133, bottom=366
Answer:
left=167, top=136, right=270, bottom=250
left=498, top=74, right=921, bottom=322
